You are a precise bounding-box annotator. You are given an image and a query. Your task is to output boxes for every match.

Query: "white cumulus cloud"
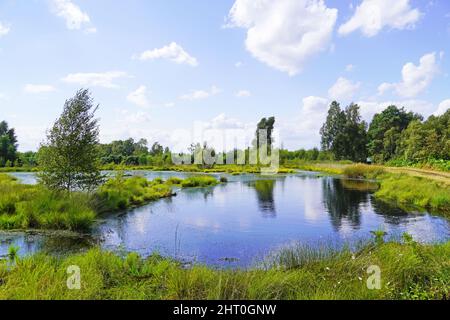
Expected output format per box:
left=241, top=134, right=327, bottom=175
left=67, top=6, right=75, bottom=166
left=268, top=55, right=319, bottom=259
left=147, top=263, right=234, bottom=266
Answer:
left=62, top=71, right=128, bottom=88
left=345, top=64, right=355, bottom=72
left=328, top=77, right=361, bottom=101
left=180, top=86, right=222, bottom=101
left=0, top=22, right=10, bottom=37
left=236, top=90, right=251, bottom=98
left=24, top=84, right=56, bottom=94
left=127, top=86, right=149, bottom=107
left=378, top=52, right=440, bottom=98
left=136, top=42, right=198, bottom=66
left=280, top=96, right=329, bottom=148
left=226, top=0, right=338, bottom=76
left=357, top=99, right=435, bottom=122
left=193, top=113, right=255, bottom=151
left=339, top=0, right=421, bottom=37
left=434, top=99, right=450, bottom=116
left=121, top=110, right=151, bottom=125
left=50, top=0, right=95, bottom=33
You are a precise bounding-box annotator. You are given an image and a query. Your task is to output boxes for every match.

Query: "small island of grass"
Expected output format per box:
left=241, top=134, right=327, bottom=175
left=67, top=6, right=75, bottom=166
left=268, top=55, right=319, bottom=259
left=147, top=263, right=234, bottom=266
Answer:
left=0, top=173, right=223, bottom=232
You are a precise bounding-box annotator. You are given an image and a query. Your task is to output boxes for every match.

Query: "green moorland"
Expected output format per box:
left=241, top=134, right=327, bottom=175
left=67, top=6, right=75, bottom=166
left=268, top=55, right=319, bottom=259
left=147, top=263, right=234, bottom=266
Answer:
left=285, top=163, right=450, bottom=217
left=0, top=237, right=448, bottom=300
left=341, top=164, right=450, bottom=217
left=0, top=173, right=221, bottom=232
left=0, top=164, right=297, bottom=174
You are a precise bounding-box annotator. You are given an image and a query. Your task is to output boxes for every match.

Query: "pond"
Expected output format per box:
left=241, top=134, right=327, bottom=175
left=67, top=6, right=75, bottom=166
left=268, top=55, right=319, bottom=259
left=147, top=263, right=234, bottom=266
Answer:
left=1, top=171, right=449, bottom=267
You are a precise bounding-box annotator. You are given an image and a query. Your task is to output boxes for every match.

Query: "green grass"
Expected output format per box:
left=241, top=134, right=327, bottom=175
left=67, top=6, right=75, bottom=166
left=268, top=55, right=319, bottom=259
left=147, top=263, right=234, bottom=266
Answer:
left=179, top=176, right=220, bottom=188
left=0, top=239, right=448, bottom=300
left=100, top=164, right=296, bottom=174
left=93, top=174, right=174, bottom=213
left=376, top=174, right=450, bottom=216
left=0, top=174, right=95, bottom=232
left=342, top=164, right=386, bottom=179
left=387, top=159, right=450, bottom=172
left=294, top=164, right=345, bottom=175
left=0, top=167, right=39, bottom=173
left=340, top=164, right=450, bottom=216
left=0, top=173, right=222, bottom=231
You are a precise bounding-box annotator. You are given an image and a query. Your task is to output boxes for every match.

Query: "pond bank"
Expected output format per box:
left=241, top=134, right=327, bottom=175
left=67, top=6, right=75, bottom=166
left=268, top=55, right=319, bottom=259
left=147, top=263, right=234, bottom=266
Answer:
left=0, top=239, right=448, bottom=300
left=1, top=170, right=448, bottom=268
left=296, top=164, right=450, bottom=218
left=0, top=174, right=223, bottom=232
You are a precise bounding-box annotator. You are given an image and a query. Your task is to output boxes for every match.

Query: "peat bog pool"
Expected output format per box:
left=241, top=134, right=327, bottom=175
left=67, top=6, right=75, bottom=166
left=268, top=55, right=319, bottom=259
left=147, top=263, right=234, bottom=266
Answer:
left=1, top=171, right=449, bottom=267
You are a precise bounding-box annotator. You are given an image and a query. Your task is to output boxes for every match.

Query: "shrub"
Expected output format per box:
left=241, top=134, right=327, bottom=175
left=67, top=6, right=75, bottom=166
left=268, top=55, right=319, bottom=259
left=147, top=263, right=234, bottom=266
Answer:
left=343, top=164, right=386, bottom=179
left=94, top=174, right=173, bottom=213
left=219, top=176, right=228, bottom=183
left=0, top=241, right=449, bottom=300
left=375, top=174, right=450, bottom=215
left=0, top=174, right=96, bottom=232
left=165, top=177, right=183, bottom=185
left=180, top=176, right=219, bottom=188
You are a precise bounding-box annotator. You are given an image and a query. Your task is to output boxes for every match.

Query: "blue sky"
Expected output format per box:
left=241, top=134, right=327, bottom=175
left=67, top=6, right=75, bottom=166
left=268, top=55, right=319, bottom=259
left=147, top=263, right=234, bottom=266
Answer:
left=0, top=0, right=449, bottom=151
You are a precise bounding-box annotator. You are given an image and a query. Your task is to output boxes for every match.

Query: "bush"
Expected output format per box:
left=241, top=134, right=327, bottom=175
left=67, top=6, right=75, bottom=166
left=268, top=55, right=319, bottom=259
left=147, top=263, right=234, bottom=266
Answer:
left=0, top=241, right=448, bottom=300
left=386, top=159, right=450, bottom=172
left=0, top=174, right=95, bottom=231
left=376, top=174, right=450, bottom=215
left=180, top=176, right=219, bottom=188
left=94, top=174, right=173, bottom=213
left=165, top=177, right=184, bottom=185
left=343, top=164, right=386, bottom=179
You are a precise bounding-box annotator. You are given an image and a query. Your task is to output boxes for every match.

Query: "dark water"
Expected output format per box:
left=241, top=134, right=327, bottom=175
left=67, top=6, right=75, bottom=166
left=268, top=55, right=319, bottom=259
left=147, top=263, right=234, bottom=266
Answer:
left=2, top=172, right=449, bottom=267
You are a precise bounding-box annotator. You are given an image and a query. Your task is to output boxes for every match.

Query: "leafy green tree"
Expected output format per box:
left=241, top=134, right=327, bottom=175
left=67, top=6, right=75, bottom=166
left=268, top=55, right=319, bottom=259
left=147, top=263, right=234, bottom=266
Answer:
left=320, top=102, right=367, bottom=161
left=38, top=89, right=102, bottom=192
left=18, top=151, right=38, bottom=167
left=367, top=105, right=422, bottom=162
left=134, top=138, right=149, bottom=155
left=0, top=121, right=18, bottom=166
left=150, top=142, right=164, bottom=156
left=342, top=103, right=368, bottom=162
left=421, top=110, right=450, bottom=160
left=320, top=101, right=346, bottom=158
left=254, top=117, right=275, bottom=149
left=397, top=109, right=450, bottom=162
left=396, top=120, right=427, bottom=162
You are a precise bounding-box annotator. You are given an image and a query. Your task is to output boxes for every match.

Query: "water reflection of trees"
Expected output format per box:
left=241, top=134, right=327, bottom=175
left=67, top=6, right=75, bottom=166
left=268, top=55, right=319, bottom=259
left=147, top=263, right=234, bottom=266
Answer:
left=323, top=178, right=415, bottom=230
left=38, top=235, right=94, bottom=255
left=371, top=198, right=410, bottom=224
left=249, top=180, right=276, bottom=217
left=322, top=178, right=370, bottom=229
left=182, top=187, right=215, bottom=202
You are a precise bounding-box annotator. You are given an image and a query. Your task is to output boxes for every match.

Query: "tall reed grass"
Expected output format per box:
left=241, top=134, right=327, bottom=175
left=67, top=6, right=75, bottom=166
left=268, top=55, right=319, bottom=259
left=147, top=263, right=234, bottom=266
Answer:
left=0, top=173, right=222, bottom=231
left=0, top=174, right=95, bottom=231
left=0, top=239, right=448, bottom=300
left=341, top=164, right=450, bottom=216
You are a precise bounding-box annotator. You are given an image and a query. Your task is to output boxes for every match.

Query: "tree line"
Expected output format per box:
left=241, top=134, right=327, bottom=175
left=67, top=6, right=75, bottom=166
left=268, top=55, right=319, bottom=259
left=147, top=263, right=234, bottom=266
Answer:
left=320, top=101, right=449, bottom=165
left=1, top=92, right=448, bottom=171
left=0, top=121, right=18, bottom=167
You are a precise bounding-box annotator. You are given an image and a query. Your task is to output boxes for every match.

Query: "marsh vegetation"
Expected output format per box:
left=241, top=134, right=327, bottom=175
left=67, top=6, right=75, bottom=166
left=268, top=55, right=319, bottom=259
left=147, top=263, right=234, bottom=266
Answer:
left=0, top=91, right=448, bottom=301
left=0, top=238, right=448, bottom=300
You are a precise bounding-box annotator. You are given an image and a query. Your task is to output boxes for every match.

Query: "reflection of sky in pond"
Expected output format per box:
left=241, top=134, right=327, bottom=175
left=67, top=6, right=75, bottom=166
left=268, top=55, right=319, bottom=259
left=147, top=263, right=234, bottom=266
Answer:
left=2, top=172, right=449, bottom=267
left=95, top=174, right=449, bottom=267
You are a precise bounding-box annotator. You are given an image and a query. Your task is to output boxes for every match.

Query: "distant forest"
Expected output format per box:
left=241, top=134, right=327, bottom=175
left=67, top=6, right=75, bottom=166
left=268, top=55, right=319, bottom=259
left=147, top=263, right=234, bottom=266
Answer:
left=1, top=102, right=449, bottom=169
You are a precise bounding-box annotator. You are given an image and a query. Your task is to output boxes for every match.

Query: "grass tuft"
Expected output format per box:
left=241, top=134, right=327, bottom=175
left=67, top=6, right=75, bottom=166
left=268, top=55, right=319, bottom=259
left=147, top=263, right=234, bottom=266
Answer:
left=0, top=240, right=448, bottom=300
left=342, top=164, right=386, bottom=179
left=0, top=173, right=221, bottom=232
left=180, top=176, right=220, bottom=188
left=93, top=174, right=173, bottom=213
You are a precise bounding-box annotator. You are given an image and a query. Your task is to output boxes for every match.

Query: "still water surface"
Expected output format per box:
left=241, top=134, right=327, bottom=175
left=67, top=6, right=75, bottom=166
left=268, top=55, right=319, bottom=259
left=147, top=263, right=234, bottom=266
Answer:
left=1, top=171, right=449, bottom=267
